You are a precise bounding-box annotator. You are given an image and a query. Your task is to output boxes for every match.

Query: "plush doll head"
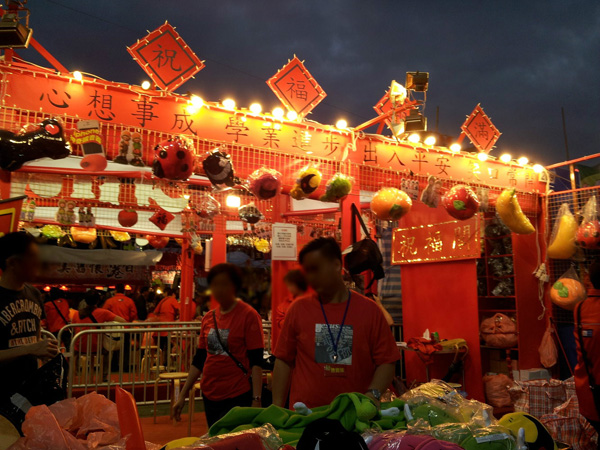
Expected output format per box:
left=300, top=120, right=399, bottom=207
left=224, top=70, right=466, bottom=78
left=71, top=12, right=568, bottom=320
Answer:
left=152, top=137, right=195, bottom=181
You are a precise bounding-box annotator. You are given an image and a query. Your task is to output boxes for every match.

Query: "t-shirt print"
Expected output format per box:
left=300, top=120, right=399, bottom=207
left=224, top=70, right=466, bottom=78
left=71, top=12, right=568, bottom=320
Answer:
left=207, top=327, right=230, bottom=356
left=314, top=324, right=353, bottom=365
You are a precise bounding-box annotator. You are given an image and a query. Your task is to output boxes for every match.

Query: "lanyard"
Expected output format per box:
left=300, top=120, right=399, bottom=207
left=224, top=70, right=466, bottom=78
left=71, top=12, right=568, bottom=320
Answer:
left=319, top=290, right=351, bottom=363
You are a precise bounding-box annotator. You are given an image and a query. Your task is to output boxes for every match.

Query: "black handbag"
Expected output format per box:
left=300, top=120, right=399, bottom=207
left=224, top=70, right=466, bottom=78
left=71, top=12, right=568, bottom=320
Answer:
left=343, top=203, right=385, bottom=289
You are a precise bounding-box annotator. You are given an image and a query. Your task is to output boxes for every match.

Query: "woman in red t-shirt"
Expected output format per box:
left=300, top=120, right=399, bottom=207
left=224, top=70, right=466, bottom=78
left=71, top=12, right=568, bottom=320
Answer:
left=172, top=264, right=264, bottom=427
left=274, top=269, right=308, bottom=336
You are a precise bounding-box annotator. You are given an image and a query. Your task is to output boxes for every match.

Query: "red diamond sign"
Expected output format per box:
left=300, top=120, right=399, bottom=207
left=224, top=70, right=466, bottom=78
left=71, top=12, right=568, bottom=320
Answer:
left=461, top=104, right=501, bottom=153
left=267, top=56, right=326, bottom=118
left=127, top=21, right=205, bottom=92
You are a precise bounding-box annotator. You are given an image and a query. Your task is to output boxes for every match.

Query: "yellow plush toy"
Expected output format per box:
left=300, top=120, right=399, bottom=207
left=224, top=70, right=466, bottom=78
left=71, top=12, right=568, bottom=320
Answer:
left=547, top=203, right=577, bottom=259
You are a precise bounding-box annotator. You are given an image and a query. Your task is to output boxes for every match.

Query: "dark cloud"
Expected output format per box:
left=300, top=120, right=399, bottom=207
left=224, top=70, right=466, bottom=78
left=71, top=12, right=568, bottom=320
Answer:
left=22, top=0, right=600, bottom=164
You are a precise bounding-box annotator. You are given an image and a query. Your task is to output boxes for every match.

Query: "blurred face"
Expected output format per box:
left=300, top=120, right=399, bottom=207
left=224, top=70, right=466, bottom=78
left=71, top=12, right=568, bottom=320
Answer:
left=7, top=242, right=41, bottom=282
left=209, top=272, right=237, bottom=305
left=301, top=250, right=342, bottom=295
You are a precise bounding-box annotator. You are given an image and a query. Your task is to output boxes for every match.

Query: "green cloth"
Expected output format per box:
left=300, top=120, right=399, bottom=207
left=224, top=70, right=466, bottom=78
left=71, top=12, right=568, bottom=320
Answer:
left=209, top=393, right=406, bottom=446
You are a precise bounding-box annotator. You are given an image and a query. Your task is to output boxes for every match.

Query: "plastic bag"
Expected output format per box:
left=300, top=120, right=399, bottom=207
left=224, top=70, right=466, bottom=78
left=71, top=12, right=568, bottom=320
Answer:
left=290, top=165, right=322, bottom=200
left=547, top=203, right=578, bottom=259
left=248, top=167, right=282, bottom=200
left=178, top=424, right=283, bottom=450
left=459, top=425, right=517, bottom=450
left=480, top=313, right=518, bottom=348
left=550, top=266, right=587, bottom=311
left=320, top=173, right=353, bottom=202
left=576, top=196, right=600, bottom=249
left=538, top=323, right=558, bottom=368
left=483, top=374, right=514, bottom=408
left=363, top=431, right=462, bottom=449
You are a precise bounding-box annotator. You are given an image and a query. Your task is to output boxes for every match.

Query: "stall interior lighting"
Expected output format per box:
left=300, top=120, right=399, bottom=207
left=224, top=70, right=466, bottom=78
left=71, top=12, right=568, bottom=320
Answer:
left=477, top=152, right=488, bottom=162
left=141, top=80, right=151, bottom=90
left=60, top=285, right=68, bottom=291
left=449, top=143, right=461, bottom=152
left=125, top=285, right=132, bottom=291
left=43, top=286, right=51, bottom=292
left=517, top=157, right=529, bottom=166
left=72, top=71, right=83, bottom=81
left=500, top=153, right=512, bottom=163
left=286, top=110, right=298, bottom=121
left=226, top=193, right=241, bottom=208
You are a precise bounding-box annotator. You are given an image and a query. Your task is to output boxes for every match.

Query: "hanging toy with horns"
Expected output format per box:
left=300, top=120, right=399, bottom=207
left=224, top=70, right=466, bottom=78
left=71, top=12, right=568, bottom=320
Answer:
left=202, top=149, right=238, bottom=187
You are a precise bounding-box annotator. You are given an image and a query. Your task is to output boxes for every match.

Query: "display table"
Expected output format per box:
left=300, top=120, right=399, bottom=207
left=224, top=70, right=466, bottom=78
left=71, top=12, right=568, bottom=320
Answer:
left=397, top=341, right=468, bottom=387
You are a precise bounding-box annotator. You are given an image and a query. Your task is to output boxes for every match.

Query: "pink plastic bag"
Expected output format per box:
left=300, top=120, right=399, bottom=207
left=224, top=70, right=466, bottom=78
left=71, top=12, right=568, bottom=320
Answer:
left=539, top=323, right=558, bottom=368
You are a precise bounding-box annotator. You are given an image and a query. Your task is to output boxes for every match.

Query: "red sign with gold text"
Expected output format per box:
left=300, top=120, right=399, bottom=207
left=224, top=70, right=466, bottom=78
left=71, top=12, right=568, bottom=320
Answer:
left=461, top=104, right=501, bottom=153
left=127, top=22, right=204, bottom=92
left=392, top=216, right=480, bottom=264
left=267, top=56, right=326, bottom=117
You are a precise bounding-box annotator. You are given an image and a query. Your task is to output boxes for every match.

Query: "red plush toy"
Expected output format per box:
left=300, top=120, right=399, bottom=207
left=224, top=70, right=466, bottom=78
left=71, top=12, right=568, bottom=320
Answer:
left=146, top=235, right=170, bottom=249
left=442, top=185, right=480, bottom=220
left=152, top=136, right=195, bottom=181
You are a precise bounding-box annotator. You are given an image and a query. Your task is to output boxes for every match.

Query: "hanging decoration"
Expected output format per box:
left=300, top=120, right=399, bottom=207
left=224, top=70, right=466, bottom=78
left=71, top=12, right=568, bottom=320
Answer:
left=442, top=185, right=480, bottom=220
left=109, top=230, right=131, bottom=242
left=238, top=203, right=264, bottom=224
left=147, top=235, right=170, bottom=249
left=576, top=196, right=600, bottom=249
left=118, top=209, right=138, bottom=228
left=248, top=168, right=282, bottom=200
left=0, top=118, right=71, bottom=171
left=115, top=130, right=132, bottom=165
left=254, top=238, right=271, bottom=253
left=70, top=226, right=97, bottom=244
left=78, top=206, right=95, bottom=227
left=547, top=203, right=577, bottom=259
left=550, top=267, right=586, bottom=310
left=71, top=120, right=107, bottom=171
left=495, top=189, right=535, bottom=235
left=370, top=188, right=413, bottom=221
left=401, top=179, right=419, bottom=201
left=320, top=173, right=353, bottom=202
left=420, top=176, right=442, bottom=208
left=56, top=199, right=77, bottom=225
left=41, top=224, right=65, bottom=240
left=193, top=193, right=220, bottom=219
left=290, top=165, right=322, bottom=200
left=149, top=207, right=175, bottom=230
left=202, top=149, right=237, bottom=187
left=152, top=136, right=195, bottom=181
left=460, top=104, right=501, bottom=154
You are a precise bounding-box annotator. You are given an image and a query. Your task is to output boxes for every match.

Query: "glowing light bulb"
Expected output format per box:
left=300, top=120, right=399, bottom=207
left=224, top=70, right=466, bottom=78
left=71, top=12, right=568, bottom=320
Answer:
left=226, top=194, right=241, bottom=208
left=287, top=110, right=298, bottom=121
left=533, top=164, right=544, bottom=173
left=335, top=119, right=348, bottom=129
left=450, top=143, right=461, bottom=152
left=183, top=194, right=191, bottom=200
left=73, top=71, right=83, bottom=81
left=408, top=133, right=420, bottom=143
left=141, top=80, right=151, bottom=90
left=517, top=157, right=529, bottom=165
left=272, top=107, right=284, bottom=119
left=500, top=153, right=512, bottom=163
left=190, top=95, right=204, bottom=108
left=222, top=98, right=236, bottom=110
left=477, top=152, right=488, bottom=162
left=249, top=103, right=262, bottom=114
left=424, top=135, right=436, bottom=146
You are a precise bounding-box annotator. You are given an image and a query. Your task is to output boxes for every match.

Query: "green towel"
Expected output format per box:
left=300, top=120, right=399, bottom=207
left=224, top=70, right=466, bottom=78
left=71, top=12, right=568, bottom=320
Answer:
left=209, top=393, right=407, bottom=446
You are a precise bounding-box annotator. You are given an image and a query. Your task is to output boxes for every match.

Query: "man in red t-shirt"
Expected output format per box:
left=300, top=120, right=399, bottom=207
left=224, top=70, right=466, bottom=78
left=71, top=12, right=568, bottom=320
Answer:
left=104, top=284, right=137, bottom=322
left=273, top=237, right=399, bottom=409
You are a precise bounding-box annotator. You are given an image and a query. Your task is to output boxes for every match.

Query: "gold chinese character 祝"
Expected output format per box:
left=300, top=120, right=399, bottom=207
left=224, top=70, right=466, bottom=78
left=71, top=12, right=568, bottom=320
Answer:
left=398, top=235, right=418, bottom=258
left=425, top=231, right=443, bottom=254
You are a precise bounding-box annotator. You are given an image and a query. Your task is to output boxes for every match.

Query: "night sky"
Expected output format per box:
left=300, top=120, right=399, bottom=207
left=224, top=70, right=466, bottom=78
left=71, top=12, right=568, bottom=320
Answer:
left=20, top=1, right=600, bottom=165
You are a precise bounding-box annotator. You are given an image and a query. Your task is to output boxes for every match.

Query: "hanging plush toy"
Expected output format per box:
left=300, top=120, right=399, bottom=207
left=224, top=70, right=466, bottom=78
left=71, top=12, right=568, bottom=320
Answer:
left=193, top=193, right=220, bottom=219
left=0, top=118, right=71, bottom=171
left=152, top=136, right=195, bottom=181
left=146, top=235, right=170, bottom=249
left=442, top=185, right=480, bottom=220
left=496, top=188, right=535, bottom=235
left=290, top=165, right=322, bottom=200
left=320, top=173, right=353, bottom=202
left=370, top=187, right=413, bottom=221
left=239, top=203, right=264, bottom=224
left=248, top=167, right=282, bottom=200
left=202, top=149, right=237, bottom=187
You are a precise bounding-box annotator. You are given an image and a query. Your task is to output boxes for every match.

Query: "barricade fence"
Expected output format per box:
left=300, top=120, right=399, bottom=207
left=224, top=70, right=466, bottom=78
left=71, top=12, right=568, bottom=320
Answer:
left=57, top=322, right=201, bottom=405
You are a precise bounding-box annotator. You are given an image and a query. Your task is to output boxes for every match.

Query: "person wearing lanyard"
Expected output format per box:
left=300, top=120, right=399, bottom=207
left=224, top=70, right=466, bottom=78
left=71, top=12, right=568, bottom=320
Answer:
left=273, top=237, right=399, bottom=409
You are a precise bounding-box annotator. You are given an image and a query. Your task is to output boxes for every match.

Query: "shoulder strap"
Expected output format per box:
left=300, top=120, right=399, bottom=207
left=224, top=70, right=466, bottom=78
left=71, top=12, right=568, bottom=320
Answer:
left=351, top=203, right=371, bottom=243
left=89, top=311, right=98, bottom=324
left=576, top=299, right=596, bottom=385
left=212, top=310, right=248, bottom=376
left=50, top=299, right=70, bottom=325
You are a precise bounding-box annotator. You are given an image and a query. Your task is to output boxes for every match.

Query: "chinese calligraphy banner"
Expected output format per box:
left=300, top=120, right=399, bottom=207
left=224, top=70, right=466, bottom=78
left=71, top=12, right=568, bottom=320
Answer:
left=127, top=22, right=205, bottom=92
left=38, top=262, right=148, bottom=285
left=461, top=104, right=501, bottom=153
left=391, top=216, right=480, bottom=264
left=267, top=56, right=326, bottom=118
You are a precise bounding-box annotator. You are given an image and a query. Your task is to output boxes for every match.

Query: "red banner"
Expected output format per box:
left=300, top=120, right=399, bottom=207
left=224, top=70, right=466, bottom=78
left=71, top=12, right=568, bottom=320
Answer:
left=392, top=216, right=480, bottom=264
left=127, top=22, right=204, bottom=92
left=37, top=262, right=148, bottom=285
left=0, top=196, right=26, bottom=236
left=461, top=104, right=501, bottom=153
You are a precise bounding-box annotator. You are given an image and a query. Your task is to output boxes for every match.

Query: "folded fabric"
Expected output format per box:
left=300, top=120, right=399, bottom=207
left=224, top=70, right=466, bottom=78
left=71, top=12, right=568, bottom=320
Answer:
left=407, top=338, right=443, bottom=364
left=210, top=393, right=407, bottom=446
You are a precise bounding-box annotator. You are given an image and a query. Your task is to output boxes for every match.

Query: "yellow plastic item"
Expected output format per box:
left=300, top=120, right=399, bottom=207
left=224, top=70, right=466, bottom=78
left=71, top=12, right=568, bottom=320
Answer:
left=547, top=213, right=578, bottom=259
left=164, top=437, right=199, bottom=449
left=496, top=188, right=535, bottom=234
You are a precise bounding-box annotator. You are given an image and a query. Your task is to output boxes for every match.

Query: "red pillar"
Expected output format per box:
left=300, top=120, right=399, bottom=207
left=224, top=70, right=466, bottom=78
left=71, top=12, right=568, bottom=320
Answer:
left=0, top=170, right=11, bottom=200
left=179, top=238, right=195, bottom=321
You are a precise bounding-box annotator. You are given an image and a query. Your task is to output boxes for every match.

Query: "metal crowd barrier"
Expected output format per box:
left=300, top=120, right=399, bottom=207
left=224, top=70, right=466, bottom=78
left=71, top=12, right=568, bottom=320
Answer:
left=60, top=322, right=201, bottom=404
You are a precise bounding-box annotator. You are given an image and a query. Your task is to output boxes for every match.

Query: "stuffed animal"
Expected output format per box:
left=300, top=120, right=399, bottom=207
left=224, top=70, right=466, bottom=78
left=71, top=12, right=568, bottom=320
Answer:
left=248, top=168, right=282, bottom=200
left=0, top=118, right=71, bottom=171
left=202, top=149, right=237, bottom=187
left=152, top=137, right=195, bottom=181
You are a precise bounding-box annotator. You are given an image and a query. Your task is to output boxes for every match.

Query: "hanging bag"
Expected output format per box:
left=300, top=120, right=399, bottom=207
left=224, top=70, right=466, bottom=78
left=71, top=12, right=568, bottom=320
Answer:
left=343, top=203, right=384, bottom=289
